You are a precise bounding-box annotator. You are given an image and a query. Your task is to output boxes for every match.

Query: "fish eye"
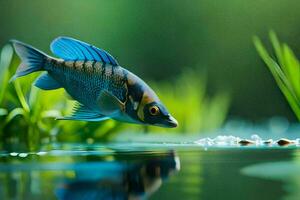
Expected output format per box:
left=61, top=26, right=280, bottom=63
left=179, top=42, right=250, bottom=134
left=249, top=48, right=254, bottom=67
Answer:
left=149, top=105, right=160, bottom=116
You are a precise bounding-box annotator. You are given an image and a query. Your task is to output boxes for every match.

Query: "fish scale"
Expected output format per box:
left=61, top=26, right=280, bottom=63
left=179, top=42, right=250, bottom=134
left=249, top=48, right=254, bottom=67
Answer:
left=46, top=60, right=127, bottom=110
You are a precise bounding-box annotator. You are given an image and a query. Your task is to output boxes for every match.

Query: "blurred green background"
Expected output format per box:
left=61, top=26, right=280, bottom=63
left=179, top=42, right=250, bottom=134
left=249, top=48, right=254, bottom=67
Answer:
left=1, top=0, right=300, bottom=121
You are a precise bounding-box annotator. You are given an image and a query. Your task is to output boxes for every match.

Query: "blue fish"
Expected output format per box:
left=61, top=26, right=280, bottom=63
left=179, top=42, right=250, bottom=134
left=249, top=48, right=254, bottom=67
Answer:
left=11, top=37, right=178, bottom=128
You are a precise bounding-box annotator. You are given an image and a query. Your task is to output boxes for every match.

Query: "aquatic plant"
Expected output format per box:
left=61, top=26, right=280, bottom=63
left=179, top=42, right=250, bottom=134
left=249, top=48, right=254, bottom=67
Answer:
left=0, top=45, right=65, bottom=150
left=254, top=31, right=300, bottom=120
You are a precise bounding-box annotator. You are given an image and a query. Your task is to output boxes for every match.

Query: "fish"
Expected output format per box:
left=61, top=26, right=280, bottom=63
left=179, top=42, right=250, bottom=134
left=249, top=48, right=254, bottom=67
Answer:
left=10, top=37, right=178, bottom=128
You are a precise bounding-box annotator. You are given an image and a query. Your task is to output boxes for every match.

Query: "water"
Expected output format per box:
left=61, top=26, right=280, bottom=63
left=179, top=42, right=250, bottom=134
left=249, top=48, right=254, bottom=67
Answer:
left=0, top=138, right=299, bottom=200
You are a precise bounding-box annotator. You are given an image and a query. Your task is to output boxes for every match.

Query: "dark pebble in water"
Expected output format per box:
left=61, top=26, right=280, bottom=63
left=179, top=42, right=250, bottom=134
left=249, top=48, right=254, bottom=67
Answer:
left=239, top=139, right=254, bottom=145
left=263, top=139, right=273, bottom=145
left=277, top=138, right=294, bottom=146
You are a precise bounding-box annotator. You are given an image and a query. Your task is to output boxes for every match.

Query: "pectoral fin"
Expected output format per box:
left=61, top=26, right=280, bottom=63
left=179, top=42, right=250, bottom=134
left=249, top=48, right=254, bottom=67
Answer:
left=57, top=103, right=110, bottom=122
left=97, top=90, right=125, bottom=116
left=34, top=72, right=61, bottom=90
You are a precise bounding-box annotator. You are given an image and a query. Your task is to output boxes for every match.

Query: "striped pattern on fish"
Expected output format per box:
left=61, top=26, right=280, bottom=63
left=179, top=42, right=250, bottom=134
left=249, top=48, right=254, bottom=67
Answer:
left=44, top=58, right=128, bottom=111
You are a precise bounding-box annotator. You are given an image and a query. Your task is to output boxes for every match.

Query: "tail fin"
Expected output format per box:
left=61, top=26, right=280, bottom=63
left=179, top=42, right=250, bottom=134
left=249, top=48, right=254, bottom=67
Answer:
left=10, top=40, right=47, bottom=82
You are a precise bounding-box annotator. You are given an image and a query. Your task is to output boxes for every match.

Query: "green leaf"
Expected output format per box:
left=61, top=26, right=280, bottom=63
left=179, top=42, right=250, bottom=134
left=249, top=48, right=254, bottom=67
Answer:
left=269, top=30, right=284, bottom=67
left=282, top=44, right=300, bottom=98
left=13, top=81, right=30, bottom=113
left=4, top=107, right=26, bottom=124
left=0, top=44, right=14, bottom=104
left=254, top=33, right=300, bottom=120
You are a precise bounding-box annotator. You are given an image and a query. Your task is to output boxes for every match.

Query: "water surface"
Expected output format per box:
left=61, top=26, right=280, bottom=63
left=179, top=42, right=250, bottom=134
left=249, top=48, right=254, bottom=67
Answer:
left=0, top=142, right=299, bottom=200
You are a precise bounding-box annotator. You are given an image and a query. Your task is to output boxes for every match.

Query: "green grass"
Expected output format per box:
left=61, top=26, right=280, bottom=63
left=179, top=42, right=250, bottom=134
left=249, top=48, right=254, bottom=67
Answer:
left=254, top=31, right=300, bottom=120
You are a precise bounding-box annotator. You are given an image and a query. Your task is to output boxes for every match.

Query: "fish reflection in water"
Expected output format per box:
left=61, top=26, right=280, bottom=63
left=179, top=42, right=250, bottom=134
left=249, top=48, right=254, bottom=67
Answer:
left=55, top=151, right=180, bottom=200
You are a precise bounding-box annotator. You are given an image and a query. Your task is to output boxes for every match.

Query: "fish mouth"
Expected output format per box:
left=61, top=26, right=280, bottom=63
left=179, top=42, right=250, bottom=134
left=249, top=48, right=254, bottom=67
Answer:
left=164, top=115, right=178, bottom=128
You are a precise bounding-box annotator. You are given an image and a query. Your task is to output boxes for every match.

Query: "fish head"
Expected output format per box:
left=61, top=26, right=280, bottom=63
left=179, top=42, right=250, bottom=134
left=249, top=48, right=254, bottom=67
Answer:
left=141, top=101, right=178, bottom=128
left=126, top=71, right=178, bottom=128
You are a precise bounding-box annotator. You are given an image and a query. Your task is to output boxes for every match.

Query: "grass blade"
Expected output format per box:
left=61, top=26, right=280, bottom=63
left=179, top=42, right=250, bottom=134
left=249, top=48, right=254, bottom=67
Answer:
left=0, top=44, right=13, bottom=104
left=254, top=34, right=300, bottom=120
left=4, top=108, right=26, bottom=125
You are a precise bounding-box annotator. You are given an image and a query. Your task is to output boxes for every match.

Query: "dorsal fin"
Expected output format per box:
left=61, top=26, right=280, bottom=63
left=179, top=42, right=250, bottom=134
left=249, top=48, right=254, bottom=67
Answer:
left=50, top=37, right=119, bottom=66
